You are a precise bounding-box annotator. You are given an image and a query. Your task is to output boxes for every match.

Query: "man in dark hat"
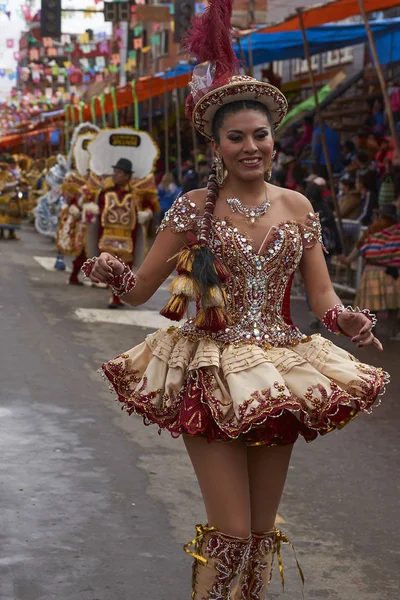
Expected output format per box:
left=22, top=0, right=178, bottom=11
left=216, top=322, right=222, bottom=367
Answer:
left=111, top=158, right=133, bottom=188
left=97, top=157, right=158, bottom=308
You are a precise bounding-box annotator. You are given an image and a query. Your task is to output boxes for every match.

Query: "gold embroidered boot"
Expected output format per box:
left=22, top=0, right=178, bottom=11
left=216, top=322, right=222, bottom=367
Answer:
left=246, top=531, right=276, bottom=599
left=184, top=524, right=252, bottom=600
left=246, top=529, right=304, bottom=599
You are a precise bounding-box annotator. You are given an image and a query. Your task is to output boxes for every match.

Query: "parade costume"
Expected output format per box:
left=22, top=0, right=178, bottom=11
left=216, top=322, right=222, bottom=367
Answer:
left=87, top=127, right=159, bottom=306
left=52, top=125, right=102, bottom=282
left=83, top=1, right=389, bottom=596
left=0, top=161, right=23, bottom=239
left=34, top=155, right=68, bottom=240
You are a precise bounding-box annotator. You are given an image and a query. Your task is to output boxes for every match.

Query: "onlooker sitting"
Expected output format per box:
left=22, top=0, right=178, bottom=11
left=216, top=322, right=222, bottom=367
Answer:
left=312, top=122, right=341, bottom=179
left=376, top=137, right=395, bottom=178
left=388, top=81, right=400, bottom=123
left=294, top=116, right=314, bottom=155
left=347, top=150, right=378, bottom=191
left=338, top=175, right=360, bottom=219
left=342, top=140, right=357, bottom=167
left=157, top=172, right=180, bottom=225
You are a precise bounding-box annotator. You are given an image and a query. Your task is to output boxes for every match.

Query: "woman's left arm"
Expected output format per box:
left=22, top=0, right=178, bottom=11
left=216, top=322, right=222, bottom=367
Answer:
left=300, top=243, right=383, bottom=351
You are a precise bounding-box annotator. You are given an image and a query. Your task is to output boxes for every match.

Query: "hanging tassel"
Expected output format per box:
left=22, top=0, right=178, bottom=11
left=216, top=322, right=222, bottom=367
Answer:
left=194, top=307, right=229, bottom=332
left=202, top=285, right=226, bottom=308
left=160, top=294, right=189, bottom=321
left=169, top=273, right=198, bottom=299
left=174, top=247, right=196, bottom=273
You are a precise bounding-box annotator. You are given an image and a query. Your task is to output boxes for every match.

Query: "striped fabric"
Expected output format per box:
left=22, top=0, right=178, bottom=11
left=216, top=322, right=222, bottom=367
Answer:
left=360, top=223, right=400, bottom=266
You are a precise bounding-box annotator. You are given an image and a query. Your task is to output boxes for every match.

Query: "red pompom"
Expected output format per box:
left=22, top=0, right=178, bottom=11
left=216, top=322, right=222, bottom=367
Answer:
left=184, top=0, right=239, bottom=81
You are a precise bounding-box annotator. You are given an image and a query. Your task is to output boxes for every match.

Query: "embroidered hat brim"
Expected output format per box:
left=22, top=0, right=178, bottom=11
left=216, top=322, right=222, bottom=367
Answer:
left=192, top=77, right=288, bottom=140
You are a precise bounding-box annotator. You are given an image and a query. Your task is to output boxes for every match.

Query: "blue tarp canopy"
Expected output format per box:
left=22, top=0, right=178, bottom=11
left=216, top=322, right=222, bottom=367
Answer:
left=236, top=18, right=400, bottom=67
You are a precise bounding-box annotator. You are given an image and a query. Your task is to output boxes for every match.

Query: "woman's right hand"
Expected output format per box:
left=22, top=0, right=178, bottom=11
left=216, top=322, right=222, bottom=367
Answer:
left=88, top=253, right=124, bottom=284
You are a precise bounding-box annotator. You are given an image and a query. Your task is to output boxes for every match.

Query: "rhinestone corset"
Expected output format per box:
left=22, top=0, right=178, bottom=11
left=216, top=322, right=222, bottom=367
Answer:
left=159, top=194, right=325, bottom=349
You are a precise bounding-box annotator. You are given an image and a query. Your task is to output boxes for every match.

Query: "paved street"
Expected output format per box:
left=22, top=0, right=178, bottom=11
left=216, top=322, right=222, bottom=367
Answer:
left=0, top=224, right=399, bottom=600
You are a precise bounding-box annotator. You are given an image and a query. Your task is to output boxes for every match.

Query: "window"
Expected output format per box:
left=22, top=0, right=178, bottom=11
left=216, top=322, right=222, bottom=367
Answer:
left=293, top=55, right=319, bottom=75
left=324, top=47, right=353, bottom=68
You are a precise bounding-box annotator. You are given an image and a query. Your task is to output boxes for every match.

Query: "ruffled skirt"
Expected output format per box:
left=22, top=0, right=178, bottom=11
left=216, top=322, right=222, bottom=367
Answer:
left=101, top=328, right=388, bottom=446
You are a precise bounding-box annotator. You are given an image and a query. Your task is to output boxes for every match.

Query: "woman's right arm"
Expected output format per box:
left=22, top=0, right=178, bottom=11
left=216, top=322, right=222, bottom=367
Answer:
left=86, top=192, right=204, bottom=306
left=90, top=226, right=188, bottom=306
left=122, top=227, right=188, bottom=305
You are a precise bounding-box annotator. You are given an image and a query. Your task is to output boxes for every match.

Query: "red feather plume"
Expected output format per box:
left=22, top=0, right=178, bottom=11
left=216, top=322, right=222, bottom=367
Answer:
left=184, top=0, right=240, bottom=81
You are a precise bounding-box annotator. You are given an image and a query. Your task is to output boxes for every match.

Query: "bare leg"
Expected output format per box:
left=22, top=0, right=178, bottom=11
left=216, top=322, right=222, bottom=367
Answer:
left=246, top=443, right=294, bottom=599
left=183, top=436, right=252, bottom=599
left=247, top=443, right=293, bottom=532
left=183, top=435, right=251, bottom=537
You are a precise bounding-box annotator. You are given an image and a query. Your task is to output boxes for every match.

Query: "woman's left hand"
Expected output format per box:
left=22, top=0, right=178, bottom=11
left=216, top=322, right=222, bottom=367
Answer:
left=337, top=311, right=383, bottom=351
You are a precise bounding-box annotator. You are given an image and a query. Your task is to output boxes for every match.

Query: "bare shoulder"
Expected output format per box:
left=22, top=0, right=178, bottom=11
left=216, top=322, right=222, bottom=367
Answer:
left=268, top=183, right=314, bottom=220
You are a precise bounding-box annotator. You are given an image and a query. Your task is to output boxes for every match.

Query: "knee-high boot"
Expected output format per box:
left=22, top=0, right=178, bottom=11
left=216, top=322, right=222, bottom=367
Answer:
left=246, top=531, right=275, bottom=599
left=246, top=529, right=304, bottom=600
left=185, top=524, right=251, bottom=600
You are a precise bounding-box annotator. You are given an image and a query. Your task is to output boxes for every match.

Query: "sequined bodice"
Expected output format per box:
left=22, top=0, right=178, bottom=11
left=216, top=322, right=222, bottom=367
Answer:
left=159, top=194, right=325, bottom=348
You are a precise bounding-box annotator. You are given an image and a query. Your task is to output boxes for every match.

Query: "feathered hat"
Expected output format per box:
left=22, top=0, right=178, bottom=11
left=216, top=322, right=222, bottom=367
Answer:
left=185, top=0, right=288, bottom=140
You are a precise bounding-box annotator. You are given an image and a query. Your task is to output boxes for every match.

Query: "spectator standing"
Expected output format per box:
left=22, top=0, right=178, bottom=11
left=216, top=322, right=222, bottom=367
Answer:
left=312, top=122, right=340, bottom=179
left=156, top=173, right=180, bottom=226
left=356, top=172, right=379, bottom=226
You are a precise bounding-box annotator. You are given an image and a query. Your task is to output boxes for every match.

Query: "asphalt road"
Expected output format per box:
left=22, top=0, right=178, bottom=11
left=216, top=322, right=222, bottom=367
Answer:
left=0, top=224, right=399, bottom=600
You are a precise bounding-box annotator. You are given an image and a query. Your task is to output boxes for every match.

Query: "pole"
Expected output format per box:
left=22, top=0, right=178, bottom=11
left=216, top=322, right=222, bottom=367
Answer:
left=296, top=8, right=346, bottom=252
left=357, top=0, right=400, bottom=158
left=149, top=77, right=153, bottom=135
left=191, top=124, right=199, bottom=173
left=174, top=79, right=183, bottom=185
left=119, top=22, right=129, bottom=87
left=248, top=34, right=254, bottom=77
left=164, top=77, right=169, bottom=174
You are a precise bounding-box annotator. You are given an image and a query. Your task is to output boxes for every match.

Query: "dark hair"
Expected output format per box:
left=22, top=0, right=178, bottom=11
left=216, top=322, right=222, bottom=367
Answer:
left=344, top=140, right=356, bottom=153
left=211, top=100, right=274, bottom=144
left=357, top=150, right=369, bottom=164
left=304, top=115, right=314, bottom=126
left=356, top=131, right=368, bottom=140
left=341, top=176, right=356, bottom=190
left=357, top=172, right=375, bottom=191
left=305, top=182, right=323, bottom=211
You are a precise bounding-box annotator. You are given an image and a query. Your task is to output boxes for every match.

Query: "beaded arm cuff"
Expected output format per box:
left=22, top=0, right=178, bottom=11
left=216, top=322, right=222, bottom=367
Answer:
left=81, top=257, right=97, bottom=278
left=109, top=262, right=137, bottom=297
left=81, top=256, right=137, bottom=297
left=322, top=304, right=377, bottom=336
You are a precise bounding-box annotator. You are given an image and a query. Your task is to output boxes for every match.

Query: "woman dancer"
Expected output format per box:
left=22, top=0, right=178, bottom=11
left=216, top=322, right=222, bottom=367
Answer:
left=83, top=2, right=388, bottom=597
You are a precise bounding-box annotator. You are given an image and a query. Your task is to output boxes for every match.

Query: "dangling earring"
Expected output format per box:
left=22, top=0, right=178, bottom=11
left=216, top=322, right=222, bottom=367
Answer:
left=213, top=155, right=226, bottom=187
left=266, top=150, right=276, bottom=181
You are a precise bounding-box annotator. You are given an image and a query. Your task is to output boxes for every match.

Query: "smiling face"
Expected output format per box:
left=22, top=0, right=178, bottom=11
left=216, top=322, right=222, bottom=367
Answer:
left=212, top=108, right=274, bottom=182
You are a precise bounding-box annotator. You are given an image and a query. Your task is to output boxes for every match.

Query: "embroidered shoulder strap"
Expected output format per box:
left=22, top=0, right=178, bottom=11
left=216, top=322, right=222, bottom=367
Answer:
left=158, top=194, right=200, bottom=234
left=299, top=212, right=328, bottom=253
